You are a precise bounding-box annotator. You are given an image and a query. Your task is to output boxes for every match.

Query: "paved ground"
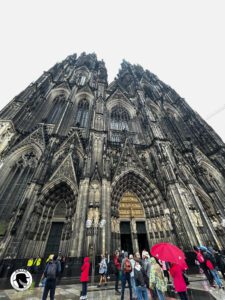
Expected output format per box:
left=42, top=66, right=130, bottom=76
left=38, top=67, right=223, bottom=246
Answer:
left=0, top=275, right=225, bottom=299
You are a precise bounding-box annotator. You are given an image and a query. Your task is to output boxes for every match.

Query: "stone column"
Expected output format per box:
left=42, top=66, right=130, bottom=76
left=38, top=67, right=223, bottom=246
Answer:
left=130, top=219, right=139, bottom=253
left=6, top=182, right=41, bottom=258
left=145, top=219, right=152, bottom=249
left=188, top=184, right=222, bottom=249
left=69, top=178, right=89, bottom=257
left=101, top=179, right=111, bottom=255
left=166, top=183, right=198, bottom=249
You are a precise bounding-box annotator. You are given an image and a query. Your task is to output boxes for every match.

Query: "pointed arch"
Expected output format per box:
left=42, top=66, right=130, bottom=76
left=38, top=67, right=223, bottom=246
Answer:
left=110, top=105, right=130, bottom=131
left=106, top=98, right=136, bottom=118
left=42, top=176, right=78, bottom=197
left=0, top=144, right=40, bottom=229
left=111, top=170, right=163, bottom=218
left=75, top=98, right=89, bottom=127
left=26, top=180, right=78, bottom=257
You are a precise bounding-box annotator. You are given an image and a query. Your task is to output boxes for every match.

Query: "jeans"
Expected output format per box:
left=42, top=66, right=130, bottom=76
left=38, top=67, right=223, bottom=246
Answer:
left=200, top=263, right=214, bottom=285
left=115, top=271, right=120, bottom=291
left=130, top=276, right=137, bottom=297
left=210, top=269, right=222, bottom=287
left=42, top=278, right=56, bottom=300
left=156, top=288, right=165, bottom=300
left=121, top=272, right=132, bottom=300
left=81, top=282, right=87, bottom=297
left=178, top=291, right=189, bottom=300
left=136, top=286, right=148, bottom=300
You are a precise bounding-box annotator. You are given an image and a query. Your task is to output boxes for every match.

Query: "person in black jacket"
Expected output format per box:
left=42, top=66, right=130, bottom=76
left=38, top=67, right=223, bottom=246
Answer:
left=134, top=260, right=148, bottom=300
left=215, top=250, right=225, bottom=279
left=41, top=255, right=61, bottom=300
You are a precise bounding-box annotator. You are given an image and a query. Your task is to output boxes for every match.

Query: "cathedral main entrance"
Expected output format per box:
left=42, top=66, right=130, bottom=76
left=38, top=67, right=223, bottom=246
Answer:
left=118, top=192, right=149, bottom=254
left=45, top=222, right=64, bottom=257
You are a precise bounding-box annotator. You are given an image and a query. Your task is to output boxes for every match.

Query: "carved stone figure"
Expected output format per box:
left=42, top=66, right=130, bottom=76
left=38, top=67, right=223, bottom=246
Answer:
left=192, top=210, right=203, bottom=227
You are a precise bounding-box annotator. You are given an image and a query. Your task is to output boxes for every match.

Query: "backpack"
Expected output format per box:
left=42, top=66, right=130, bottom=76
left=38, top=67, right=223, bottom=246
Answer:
left=46, top=262, right=57, bottom=279
left=124, top=258, right=132, bottom=273
left=196, top=252, right=204, bottom=263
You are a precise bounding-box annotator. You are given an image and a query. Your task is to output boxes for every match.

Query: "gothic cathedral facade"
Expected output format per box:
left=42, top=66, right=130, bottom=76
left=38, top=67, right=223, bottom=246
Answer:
left=0, top=52, right=225, bottom=259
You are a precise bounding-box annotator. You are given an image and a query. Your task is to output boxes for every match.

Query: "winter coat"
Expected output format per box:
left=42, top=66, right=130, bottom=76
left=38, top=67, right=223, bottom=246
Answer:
left=169, top=264, right=187, bottom=292
left=134, top=264, right=146, bottom=287
left=149, top=257, right=167, bottom=293
left=215, top=253, right=225, bottom=271
left=142, top=258, right=151, bottom=279
left=80, top=257, right=90, bottom=282
left=113, top=255, right=121, bottom=272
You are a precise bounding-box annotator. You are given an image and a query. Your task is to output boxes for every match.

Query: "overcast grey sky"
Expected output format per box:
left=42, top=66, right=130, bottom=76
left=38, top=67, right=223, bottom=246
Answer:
left=0, top=0, right=224, bottom=141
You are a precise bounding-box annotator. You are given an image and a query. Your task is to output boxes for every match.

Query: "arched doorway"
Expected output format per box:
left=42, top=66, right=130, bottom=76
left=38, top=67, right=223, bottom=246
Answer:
left=119, top=192, right=149, bottom=254
left=25, top=181, right=77, bottom=258
left=44, top=200, right=67, bottom=257
left=111, top=171, right=171, bottom=254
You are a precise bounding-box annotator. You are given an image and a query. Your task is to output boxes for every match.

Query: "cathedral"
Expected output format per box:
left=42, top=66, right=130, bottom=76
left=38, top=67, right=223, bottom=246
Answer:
left=0, top=52, right=225, bottom=260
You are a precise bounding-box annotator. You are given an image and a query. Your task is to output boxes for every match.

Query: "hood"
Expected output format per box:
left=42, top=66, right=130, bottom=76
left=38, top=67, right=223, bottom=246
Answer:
left=150, top=257, right=157, bottom=264
left=84, top=257, right=90, bottom=263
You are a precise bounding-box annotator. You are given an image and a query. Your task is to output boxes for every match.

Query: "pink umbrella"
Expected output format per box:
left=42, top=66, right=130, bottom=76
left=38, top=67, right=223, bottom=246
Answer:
left=151, top=242, right=186, bottom=265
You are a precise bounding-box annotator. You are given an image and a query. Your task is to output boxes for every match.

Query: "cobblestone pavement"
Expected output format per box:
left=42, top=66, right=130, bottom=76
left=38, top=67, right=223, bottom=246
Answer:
left=0, top=275, right=225, bottom=299
left=0, top=286, right=177, bottom=300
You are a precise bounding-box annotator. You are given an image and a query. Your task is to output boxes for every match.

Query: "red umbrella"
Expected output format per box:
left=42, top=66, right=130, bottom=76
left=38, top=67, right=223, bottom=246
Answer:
left=151, top=242, right=186, bottom=265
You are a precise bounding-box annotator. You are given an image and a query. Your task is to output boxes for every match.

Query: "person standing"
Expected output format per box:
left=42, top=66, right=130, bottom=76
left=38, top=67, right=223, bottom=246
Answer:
left=169, top=263, right=188, bottom=300
left=42, top=254, right=61, bottom=300
left=97, top=254, right=108, bottom=287
left=129, top=254, right=137, bottom=299
left=33, top=255, right=42, bottom=273
left=121, top=252, right=133, bottom=300
left=134, top=259, right=148, bottom=300
left=149, top=257, right=167, bottom=300
left=80, top=257, right=90, bottom=300
left=113, top=250, right=121, bottom=295
left=142, top=251, right=151, bottom=287
left=159, top=260, right=170, bottom=283
left=27, top=257, right=34, bottom=273
left=204, top=252, right=223, bottom=288
left=215, top=250, right=225, bottom=280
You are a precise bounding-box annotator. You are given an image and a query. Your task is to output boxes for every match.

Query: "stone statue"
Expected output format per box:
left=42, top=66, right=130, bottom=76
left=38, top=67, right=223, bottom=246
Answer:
left=111, top=218, right=116, bottom=232
left=191, top=209, right=203, bottom=227
left=115, top=219, right=120, bottom=233
left=93, top=208, right=99, bottom=225
left=166, top=216, right=173, bottom=230
left=156, top=217, right=162, bottom=231
left=152, top=219, right=157, bottom=232
left=210, top=216, right=220, bottom=229
left=131, top=218, right=137, bottom=232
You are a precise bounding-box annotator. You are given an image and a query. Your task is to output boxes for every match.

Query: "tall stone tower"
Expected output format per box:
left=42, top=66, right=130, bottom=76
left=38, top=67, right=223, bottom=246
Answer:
left=0, top=52, right=225, bottom=259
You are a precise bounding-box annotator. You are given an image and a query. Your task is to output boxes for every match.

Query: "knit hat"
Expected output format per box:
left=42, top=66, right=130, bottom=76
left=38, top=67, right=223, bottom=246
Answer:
left=142, top=250, right=150, bottom=258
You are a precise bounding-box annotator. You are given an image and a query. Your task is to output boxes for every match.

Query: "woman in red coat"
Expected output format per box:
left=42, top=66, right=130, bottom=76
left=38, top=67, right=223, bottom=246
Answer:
left=80, top=257, right=90, bottom=300
left=169, top=263, right=189, bottom=300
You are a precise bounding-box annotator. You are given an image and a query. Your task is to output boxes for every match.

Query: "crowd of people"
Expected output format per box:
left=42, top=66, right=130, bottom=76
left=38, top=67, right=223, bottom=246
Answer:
left=79, top=244, right=225, bottom=300
left=19, top=244, right=225, bottom=300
